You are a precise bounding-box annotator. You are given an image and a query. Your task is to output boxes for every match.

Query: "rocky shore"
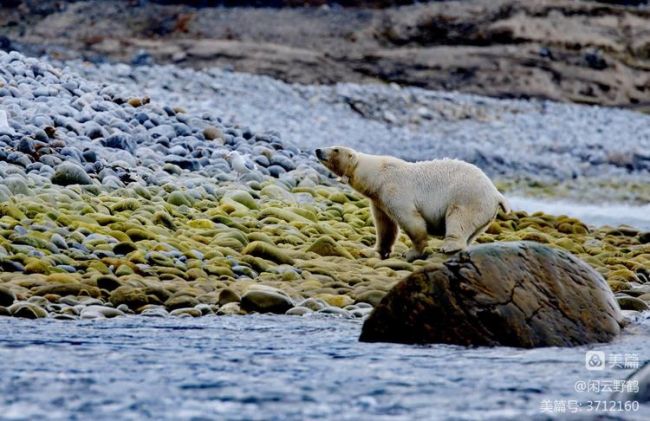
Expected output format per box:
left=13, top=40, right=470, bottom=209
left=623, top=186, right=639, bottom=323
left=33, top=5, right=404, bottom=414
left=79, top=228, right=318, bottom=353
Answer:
left=1, top=50, right=649, bottom=321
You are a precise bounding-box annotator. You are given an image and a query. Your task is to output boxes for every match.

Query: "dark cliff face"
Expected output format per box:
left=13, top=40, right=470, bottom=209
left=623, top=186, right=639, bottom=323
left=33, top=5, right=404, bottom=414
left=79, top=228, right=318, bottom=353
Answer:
left=144, top=1, right=426, bottom=7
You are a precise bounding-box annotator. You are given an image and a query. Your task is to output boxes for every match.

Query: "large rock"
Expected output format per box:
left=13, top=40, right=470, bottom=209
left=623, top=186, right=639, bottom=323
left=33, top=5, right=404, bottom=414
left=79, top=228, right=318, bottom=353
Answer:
left=360, top=242, right=624, bottom=347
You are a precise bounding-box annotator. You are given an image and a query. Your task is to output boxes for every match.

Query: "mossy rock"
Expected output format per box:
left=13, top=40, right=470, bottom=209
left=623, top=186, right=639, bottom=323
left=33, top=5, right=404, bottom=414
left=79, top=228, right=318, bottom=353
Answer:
left=96, top=275, right=122, bottom=291
left=45, top=273, right=79, bottom=284
left=167, top=191, right=193, bottom=207
left=210, top=215, right=248, bottom=232
left=314, top=293, right=354, bottom=308
left=115, top=264, right=134, bottom=276
left=0, top=204, right=26, bottom=220
left=109, top=286, right=150, bottom=310
left=608, top=268, right=640, bottom=284
left=519, top=231, right=551, bottom=244
left=8, top=302, right=48, bottom=319
left=242, top=241, right=295, bottom=265
left=354, top=289, right=386, bottom=307
left=113, top=241, right=138, bottom=255
left=247, top=232, right=275, bottom=245
left=126, top=228, right=156, bottom=242
left=24, top=259, right=51, bottom=274
left=306, top=236, right=354, bottom=259
left=111, top=199, right=141, bottom=213
left=218, top=288, right=240, bottom=305
left=153, top=211, right=176, bottom=229
left=608, top=280, right=632, bottom=292
left=33, top=283, right=100, bottom=298
left=204, top=265, right=235, bottom=278
left=0, top=286, right=16, bottom=306
left=225, top=190, right=258, bottom=210
left=553, top=238, right=585, bottom=254
left=616, top=296, right=649, bottom=311
left=258, top=208, right=312, bottom=224
left=188, top=219, right=214, bottom=229
left=165, top=295, right=200, bottom=311
left=240, top=255, right=275, bottom=273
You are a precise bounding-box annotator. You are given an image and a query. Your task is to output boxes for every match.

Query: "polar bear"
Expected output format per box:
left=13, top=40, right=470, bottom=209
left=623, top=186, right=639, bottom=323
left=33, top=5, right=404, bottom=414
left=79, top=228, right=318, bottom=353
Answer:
left=315, top=146, right=510, bottom=261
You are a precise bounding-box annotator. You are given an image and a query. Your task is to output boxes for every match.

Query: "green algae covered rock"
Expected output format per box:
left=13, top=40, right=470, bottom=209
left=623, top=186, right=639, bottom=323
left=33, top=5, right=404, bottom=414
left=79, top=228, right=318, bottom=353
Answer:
left=242, top=241, right=295, bottom=265
left=306, top=236, right=354, bottom=259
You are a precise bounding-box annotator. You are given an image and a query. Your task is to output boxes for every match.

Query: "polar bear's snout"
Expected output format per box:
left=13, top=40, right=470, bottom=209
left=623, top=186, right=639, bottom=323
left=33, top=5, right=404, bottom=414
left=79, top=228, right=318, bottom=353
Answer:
left=315, top=146, right=356, bottom=178
left=315, top=147, right=337, bottom=162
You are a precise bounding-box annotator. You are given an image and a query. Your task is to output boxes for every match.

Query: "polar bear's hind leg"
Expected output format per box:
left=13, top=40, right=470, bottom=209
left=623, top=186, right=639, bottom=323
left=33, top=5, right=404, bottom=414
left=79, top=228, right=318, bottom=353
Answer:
left=440, top=204, right=487, bottom=254
left=395, top=209, right=430, bottom=262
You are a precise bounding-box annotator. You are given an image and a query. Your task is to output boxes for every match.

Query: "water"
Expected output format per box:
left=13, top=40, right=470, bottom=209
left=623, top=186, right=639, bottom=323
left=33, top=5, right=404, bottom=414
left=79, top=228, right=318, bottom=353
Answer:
left=0, top=315, right=648, bottom=420
left=509, top=197, right=650, bottom=231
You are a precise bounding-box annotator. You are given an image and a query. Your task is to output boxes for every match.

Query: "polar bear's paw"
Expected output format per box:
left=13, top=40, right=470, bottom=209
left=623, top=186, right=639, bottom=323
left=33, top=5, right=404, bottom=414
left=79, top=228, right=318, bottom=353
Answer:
left=439, top=240, right=465, bottom=255
left=404, top=249, right=428, bottom=262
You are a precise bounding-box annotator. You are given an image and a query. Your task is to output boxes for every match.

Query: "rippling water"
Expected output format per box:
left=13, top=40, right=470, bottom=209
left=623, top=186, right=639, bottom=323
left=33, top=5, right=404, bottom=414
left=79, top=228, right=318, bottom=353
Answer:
left=0, top=315, right=648, bottom=420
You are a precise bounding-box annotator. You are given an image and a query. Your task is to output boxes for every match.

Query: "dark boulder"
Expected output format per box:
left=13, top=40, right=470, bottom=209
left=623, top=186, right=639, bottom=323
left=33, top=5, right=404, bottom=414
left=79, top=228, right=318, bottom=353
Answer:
left=360, top=242, right=623, bottom=347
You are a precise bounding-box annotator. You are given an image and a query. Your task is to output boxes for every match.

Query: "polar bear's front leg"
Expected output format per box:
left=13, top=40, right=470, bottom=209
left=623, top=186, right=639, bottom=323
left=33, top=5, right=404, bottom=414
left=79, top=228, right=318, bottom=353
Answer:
left=371, top=203, right=398, bottom=259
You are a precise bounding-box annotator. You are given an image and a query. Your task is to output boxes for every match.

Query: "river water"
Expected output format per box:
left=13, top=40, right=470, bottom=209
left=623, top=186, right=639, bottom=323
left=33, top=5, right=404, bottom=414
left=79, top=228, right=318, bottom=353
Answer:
left=509, top=197, right=650, bottom=231
left=0, top=315, right=648, bottom=420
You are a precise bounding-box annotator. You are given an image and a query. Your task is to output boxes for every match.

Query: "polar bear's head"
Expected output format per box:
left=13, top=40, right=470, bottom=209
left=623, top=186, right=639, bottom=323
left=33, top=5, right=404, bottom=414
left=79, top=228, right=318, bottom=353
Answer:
left=315, top=146, right=358, bottom=180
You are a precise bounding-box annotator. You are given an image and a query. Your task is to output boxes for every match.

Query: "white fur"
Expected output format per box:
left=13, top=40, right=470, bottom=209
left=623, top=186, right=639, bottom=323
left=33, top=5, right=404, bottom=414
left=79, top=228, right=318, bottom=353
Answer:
left=316, top=146, right=509, bottom=261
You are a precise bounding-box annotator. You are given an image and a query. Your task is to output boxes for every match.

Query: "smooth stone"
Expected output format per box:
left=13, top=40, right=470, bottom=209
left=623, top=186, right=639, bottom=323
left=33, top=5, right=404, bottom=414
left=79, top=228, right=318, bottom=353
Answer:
left=80, top=305, right=125, bottom=319
left=297, top=298, right=327, bottom=311
left=0, top=285, right=16, bottom=306
left=217, top=302, right=245, bottom=316
left=240, top=286, right=293, bottom=314
left=164, top=295, right=199, bottom=311
left=51, top=162, right=93, bottom=186
left=170, top=308, right=202, bottom=317
left=141, top=307, right=169, bottom=318
left=194, top=303, right=213, bottom=315
left=8, top=302, right=48, bottom=319
left=617, top=296, right=649, bottom=312
left=354, top=290, right=385, bottom=307
left=285, top=306, right=313, bottom=316
left=361, top=242, right=624, bottom=347
left=109, top=286, right=150, bottom=310
left=317, top=307, right=353, bottom=318
left=217, top=288, right=240, bottom=306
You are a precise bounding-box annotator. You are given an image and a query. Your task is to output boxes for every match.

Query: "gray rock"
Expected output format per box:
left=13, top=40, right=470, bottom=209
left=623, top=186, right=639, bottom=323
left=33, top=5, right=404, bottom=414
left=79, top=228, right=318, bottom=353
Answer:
left=51, top=162, right=93, bottom=185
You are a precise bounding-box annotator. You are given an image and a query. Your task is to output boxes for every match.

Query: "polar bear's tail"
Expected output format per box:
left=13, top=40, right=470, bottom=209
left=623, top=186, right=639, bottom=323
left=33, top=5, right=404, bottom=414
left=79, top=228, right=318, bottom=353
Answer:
left=498, top=194, right=511, bottom=214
